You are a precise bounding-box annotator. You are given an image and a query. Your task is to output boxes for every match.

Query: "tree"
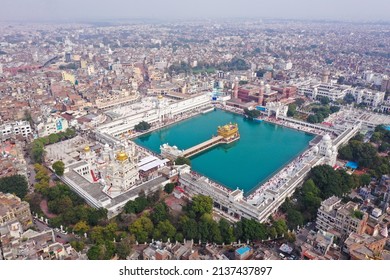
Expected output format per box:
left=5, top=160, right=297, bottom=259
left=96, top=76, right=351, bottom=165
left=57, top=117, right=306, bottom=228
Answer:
left=31, top=140, right=44, bottom=163
left=129, top=215, right=154, bottom=243
left=268, top=227, right=278, bottom=239
left=35, top=170, right=49, bottom=182
left=307, top=114, right=318, bottom=123
left=243, top=108, right=261, bottom=120
left=52, top=160, right=65, bottom=176
left=151, top=202, right=169, bottom=224
left=285, top=232, right=296, bottom=243
left=198, top=213, right=221, bottom=243
left=87, top=245, right=103, bottom=260
left=73, top=221, right=90, bottom=234
left=239, top=218, right=267, bottom=241
left=87, top=208, right=107, bottom=226
left=116, top=236, right=133, bottom=259
left=153, top=220, right=176, bottom=242
left=360, top=174, right=371, bottom=186
left=48, top=196, right=73, bottom=214
left=330, top=106, right=340, bottom=113
left=343, top=93, right=355, bottom=104
left=48, top=133, right=60, bottom=144
left=124, top=196, right=150, bottom=214
left=179, top=215, right=198, bottom=240
left=164, top=183, right=175, bottom=194
left=87, top=241, right=115, bottom=260
left=338, top=145, right=353, bottom=160
left=309, top=165, right=342, bottom=198
left=320, top=97, right=330, bottom=105
left=65, top=128, right=76, bottom=138
left=287, top=103, right=297, bottom=117
left=0, top=174, right=28, bottom=199
left=286, top=209, right=304, bottom=229
left=371, top=132, right=382, bottom=143
left=134, top=121, right=151, bottom=132
left=175, top=156, right=191, bottom=166
left=70, top=241, right=85, bottom=252
left=219, top=218, right=234, bottom=244
left=191, top=195, right=213, bottom=216
left=272, top=219, right=288, bottom=236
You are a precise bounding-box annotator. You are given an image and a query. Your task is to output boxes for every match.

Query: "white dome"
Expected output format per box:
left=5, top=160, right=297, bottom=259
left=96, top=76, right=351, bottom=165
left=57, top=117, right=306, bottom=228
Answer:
left=313, top=146, right=319, bottom=153
left=326, top=149, right=332, bottom=157
left=323, top=134, right=331, bottom=142
left=332, top=146, right=337, bottom=152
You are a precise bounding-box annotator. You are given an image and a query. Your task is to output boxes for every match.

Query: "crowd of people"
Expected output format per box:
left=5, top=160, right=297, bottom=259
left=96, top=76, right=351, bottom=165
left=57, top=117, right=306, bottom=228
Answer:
left=247, top=148, right=316, bottom=202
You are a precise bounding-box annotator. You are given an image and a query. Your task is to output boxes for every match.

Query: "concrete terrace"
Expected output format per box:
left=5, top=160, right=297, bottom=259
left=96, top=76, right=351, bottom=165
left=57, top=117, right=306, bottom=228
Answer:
left=61, top=163, right=168, bottom=218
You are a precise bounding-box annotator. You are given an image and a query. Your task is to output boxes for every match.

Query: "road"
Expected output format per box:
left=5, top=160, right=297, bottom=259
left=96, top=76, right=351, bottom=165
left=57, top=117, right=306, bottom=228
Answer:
left=33, top=218, right=73, bottom=243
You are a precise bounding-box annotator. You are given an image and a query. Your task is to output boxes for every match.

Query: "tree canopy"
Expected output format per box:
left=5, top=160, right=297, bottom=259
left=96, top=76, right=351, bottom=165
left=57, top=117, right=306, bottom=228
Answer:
left=0, top=174, right=28, bottom=199
left=52, top=160, right=65, bottom=176
left=134, top=121, right=151, bottom=132
left=175, top=156, right=191, bottom=166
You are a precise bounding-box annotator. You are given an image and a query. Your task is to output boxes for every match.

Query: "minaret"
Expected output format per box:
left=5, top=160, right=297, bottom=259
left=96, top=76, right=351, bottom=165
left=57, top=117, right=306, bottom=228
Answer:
left=258, top=81, right=264, bottom=105
left=321, top=70, right=330, bottom=83
left=233, top=77, right=239, bottom=99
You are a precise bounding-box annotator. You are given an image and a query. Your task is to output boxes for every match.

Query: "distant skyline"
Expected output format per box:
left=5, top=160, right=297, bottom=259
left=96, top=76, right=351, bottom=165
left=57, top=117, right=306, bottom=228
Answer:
left=1, top=0, right=389, bottom=22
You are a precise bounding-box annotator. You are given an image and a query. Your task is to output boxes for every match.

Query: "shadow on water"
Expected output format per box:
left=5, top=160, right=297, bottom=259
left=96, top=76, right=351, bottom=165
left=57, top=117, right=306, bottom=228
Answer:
left=138, top=133, right=151, bottom=142
left=221, top=141, right=238, bottom=153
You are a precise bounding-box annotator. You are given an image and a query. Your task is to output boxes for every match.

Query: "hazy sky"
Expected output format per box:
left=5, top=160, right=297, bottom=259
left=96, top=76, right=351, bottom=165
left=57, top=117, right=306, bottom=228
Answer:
left=1, top=0, right=389, bottom=22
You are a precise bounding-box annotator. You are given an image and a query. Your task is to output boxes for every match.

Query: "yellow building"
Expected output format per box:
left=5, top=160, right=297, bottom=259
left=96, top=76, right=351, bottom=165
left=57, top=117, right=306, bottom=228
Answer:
left=217, top=123, right=239, bottom=140
left=80, top=60, right=88, bottom=69
left=72, top=54, right=81, bottom=61
left=62, top=71, right=76, bottom=85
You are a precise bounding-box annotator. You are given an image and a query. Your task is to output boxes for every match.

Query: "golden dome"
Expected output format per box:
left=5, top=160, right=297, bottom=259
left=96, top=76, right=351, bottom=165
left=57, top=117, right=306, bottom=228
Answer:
left=84, top=146, right=90, bottom=152
left=116, top=151, right=129, bottom=162
left=158, top=95, right=163, bottom=99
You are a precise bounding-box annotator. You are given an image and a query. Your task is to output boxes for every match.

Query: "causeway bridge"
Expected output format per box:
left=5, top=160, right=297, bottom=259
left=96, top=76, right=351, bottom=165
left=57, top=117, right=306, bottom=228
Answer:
left=182, top=135, right=224, bottom=158
left=161, top=123, right=240, bottom=160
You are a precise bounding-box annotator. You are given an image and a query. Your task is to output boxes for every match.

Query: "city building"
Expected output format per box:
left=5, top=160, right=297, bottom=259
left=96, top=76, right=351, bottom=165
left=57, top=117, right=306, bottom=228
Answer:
left=0, top=192, right=32, bottom=229
left=350, top=88, right=385, bottom=107
left=36, top=115, right=69, bottom=137
left=316, top=196, right=369, bottom=236
left=0, top=228, right=83, bottom=260
left=235, top=246, right=253, bottom=260
left=0, top=121, right=32, bottom=139
left=45, top=137, right=170, bottom=218
left=298, top=82, right=351, bottom=101
left=343, top=231, right=389, bottom=260
left=62, top=71, right=76, bottom=85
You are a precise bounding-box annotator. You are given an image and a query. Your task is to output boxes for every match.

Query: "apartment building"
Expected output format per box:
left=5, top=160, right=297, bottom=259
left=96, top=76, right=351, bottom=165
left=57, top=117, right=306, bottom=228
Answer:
left=0, top=192, right=32, bottom=229
left=316, top=196, right=368, bottom=236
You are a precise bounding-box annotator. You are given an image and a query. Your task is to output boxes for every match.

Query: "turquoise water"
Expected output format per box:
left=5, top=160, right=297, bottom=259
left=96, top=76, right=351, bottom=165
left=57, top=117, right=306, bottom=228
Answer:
left=134, top=110, right=314, bottom=194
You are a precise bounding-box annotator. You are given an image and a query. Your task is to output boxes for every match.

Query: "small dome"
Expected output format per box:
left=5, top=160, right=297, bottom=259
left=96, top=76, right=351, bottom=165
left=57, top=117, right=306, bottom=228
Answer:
left=104, top=143, right=109, bottom=148
left=116, top=151, right=128, bottom=162
left=326, top=149, right=332, bottom=157
left=313, top=146, right=319, bottom=153
left=158, top=95, right=163, bottom=99
left=84, top=146, right=90, bottom=152
left=323, top=134, right=331, bottom=142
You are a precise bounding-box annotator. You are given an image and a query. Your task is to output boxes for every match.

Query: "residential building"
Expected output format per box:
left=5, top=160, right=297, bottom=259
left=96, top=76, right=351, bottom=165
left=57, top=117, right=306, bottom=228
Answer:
left=349, top=88, right=385, bottom=107
left=0, top=192, right=32, bottom=229
left=316, top=196, right=368, bottom=236
left=36, top=115, right=69, bottom=137
left=343, top=231, right=389, bottom=260
left=298, top=82, right=351, bottom=101
left=0, top=121, right=32, bottom=139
